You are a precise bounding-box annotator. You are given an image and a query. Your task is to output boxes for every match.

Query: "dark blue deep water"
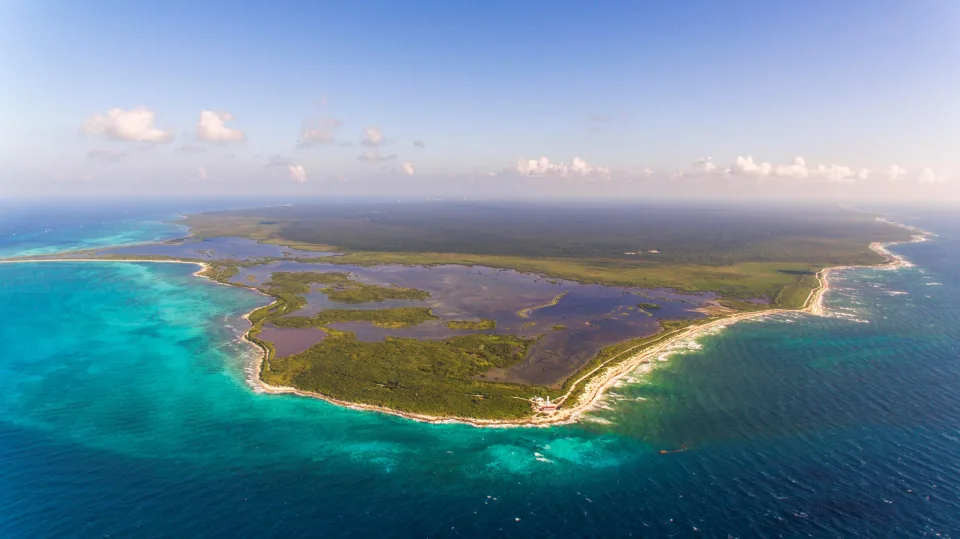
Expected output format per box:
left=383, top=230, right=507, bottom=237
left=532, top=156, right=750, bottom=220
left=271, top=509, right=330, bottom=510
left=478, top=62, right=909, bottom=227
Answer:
left=0, top=203, right=958, bottom=538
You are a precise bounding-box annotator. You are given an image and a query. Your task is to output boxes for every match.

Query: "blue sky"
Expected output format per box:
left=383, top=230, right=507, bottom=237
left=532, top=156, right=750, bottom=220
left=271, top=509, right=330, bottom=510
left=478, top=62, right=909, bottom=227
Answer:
left=1, top=1, right=957, bottom=199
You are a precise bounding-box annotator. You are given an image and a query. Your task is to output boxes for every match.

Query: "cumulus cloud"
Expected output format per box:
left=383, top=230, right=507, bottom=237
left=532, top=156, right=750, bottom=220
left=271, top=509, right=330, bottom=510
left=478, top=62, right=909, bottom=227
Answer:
left=413, top=140, right=426, bottom=148
left=401, top=161, right=415, bottom=175
left=730, top=155, right=772, bottom=176
left=572, top=157, right=609, bottom=175
left=814, top=164, right=858, bottom=183
left=82, top=107, right=174, bottom=143
left=86, top=147, right=126, bottom=161
left=887, top=165, right=908, bottom=181
left=299, top=117, right=345, bottom=146
left=263, top=154, right=305, bottom=182
left=919, top=167, right=939, bottom=183
left=515, top=156, right=610, bottom=177
left=358, top=149, right=396, bottom=162
left=197, top=111, right=245, bottom=142
left=197, top=167, right=208, bottom=180
left=774, top=157, right=808, bottom=178
left=360, top=127, right=385, bottom=146
left=717, top=155, right=866, bottom=183
left=289, top=164, right=306, bottom=183
left=692, top=157, right=717, bottom=173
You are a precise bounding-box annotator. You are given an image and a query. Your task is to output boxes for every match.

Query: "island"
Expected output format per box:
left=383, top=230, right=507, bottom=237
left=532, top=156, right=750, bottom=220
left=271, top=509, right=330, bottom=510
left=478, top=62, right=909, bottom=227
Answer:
left=5, top=202, right=926, bottom=426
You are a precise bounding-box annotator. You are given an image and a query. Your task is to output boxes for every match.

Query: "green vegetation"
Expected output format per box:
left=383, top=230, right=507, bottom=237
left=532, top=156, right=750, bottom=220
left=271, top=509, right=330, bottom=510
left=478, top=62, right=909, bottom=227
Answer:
left=551, top=324, right=567, bottom=331
left=262, top=331, right=547, bottom=419
left=276, top=307, right=438, bottom=329
left=200, top=263, right=239, bottom=282
left=182, top=202, right=908, bottom=307
left=446, top=319, right=496, bottom=330
left=517, top=291, right=568, bottom=318
left=558, top=318, right=699, bottom=404
left=258, top=271, right=429, bottom=313
left=173, top=202, right=912, bottom=420
left=774, top=272, right=822, bottom=309
left=302, top=254, right=825, bottom=306
left=266, top=270, right=428, bottom=304
left=324, top=281, right=429, bottom=304
left=717, top=299, right=768, bottom=312
left=238, top=269, right=540, bottom=418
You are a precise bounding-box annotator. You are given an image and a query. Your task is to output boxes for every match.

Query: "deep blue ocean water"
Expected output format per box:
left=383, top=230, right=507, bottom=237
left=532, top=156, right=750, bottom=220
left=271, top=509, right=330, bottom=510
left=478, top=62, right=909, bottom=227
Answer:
left=0, top=204, right=958, bottom=538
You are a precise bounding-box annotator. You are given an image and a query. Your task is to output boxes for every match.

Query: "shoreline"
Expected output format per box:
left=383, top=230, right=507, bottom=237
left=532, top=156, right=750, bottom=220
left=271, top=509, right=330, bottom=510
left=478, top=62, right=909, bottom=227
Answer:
left=0, top=222, right=933, bottom=429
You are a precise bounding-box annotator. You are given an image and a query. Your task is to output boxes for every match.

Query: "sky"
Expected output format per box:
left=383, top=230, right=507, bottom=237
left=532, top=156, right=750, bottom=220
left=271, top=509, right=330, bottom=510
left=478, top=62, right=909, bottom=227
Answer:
left=1, top=1, right=958, bottom=200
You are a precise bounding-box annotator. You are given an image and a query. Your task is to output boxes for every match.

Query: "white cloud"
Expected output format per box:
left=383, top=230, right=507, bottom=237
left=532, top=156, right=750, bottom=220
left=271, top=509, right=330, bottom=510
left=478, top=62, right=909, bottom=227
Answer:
left=642, top=167, right=654, bottom=175
left=814, top=164, right=858, bottom=183
left=197, top=167, right=208, bottom=180
left=82, top=107, right=174, bottom=143
left=572, top=157, right=610, bottom=175
left=401, top=161, right=415, bottom=175
left=86, top=147, right=126, bottom=161
left=413, top=140, right=426, bottom=148
left=919, top=167, right=939, bottom=183
left=723, top=155, right=864, bottom=183
left=517, top=157, right=559, bottom=175
left=358, top=149, right=396, bottom=162
left=361, top=127, right=385, bottom=146
left=887, top=165, right=908, bottom=181
left=692, top=157, right=717, bottom=173
left=197, top=111, right=245, bottom=142
left=299, top=117, right=344, bottom=146
left=516, top=156, right=609, bottom=177
left=730, top=155, right=772, bottom=176
left=774, top=157, right=808, bottom=178
left=288, top=164, right=306, bottom=183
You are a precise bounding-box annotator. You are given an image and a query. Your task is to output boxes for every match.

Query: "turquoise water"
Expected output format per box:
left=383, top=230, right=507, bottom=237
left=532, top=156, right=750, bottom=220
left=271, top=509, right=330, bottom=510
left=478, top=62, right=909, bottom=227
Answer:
left=0, top=203, right=185, bottom=258
left=1, top=208, right=959, bottom=537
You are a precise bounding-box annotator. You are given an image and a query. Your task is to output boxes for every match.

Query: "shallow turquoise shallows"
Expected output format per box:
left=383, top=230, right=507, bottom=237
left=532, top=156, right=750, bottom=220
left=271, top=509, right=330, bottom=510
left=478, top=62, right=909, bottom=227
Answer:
left=1, top=207, right=958, bottom=538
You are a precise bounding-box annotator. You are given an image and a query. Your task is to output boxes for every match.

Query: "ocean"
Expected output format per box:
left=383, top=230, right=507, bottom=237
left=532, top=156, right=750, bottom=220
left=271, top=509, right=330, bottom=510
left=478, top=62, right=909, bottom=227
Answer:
left=0, top=203, right=958, bottom=538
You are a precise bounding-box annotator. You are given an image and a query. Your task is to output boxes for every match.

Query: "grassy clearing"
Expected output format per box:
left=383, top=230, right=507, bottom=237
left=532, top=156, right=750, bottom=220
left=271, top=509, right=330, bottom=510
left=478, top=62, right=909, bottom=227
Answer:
left=773, top=272, right=822, bottom=309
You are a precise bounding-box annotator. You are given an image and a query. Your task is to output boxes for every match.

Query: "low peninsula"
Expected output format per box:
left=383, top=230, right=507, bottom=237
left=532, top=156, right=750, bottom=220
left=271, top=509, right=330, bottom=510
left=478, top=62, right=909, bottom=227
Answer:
left=3, top=202, right=926, bottom=426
